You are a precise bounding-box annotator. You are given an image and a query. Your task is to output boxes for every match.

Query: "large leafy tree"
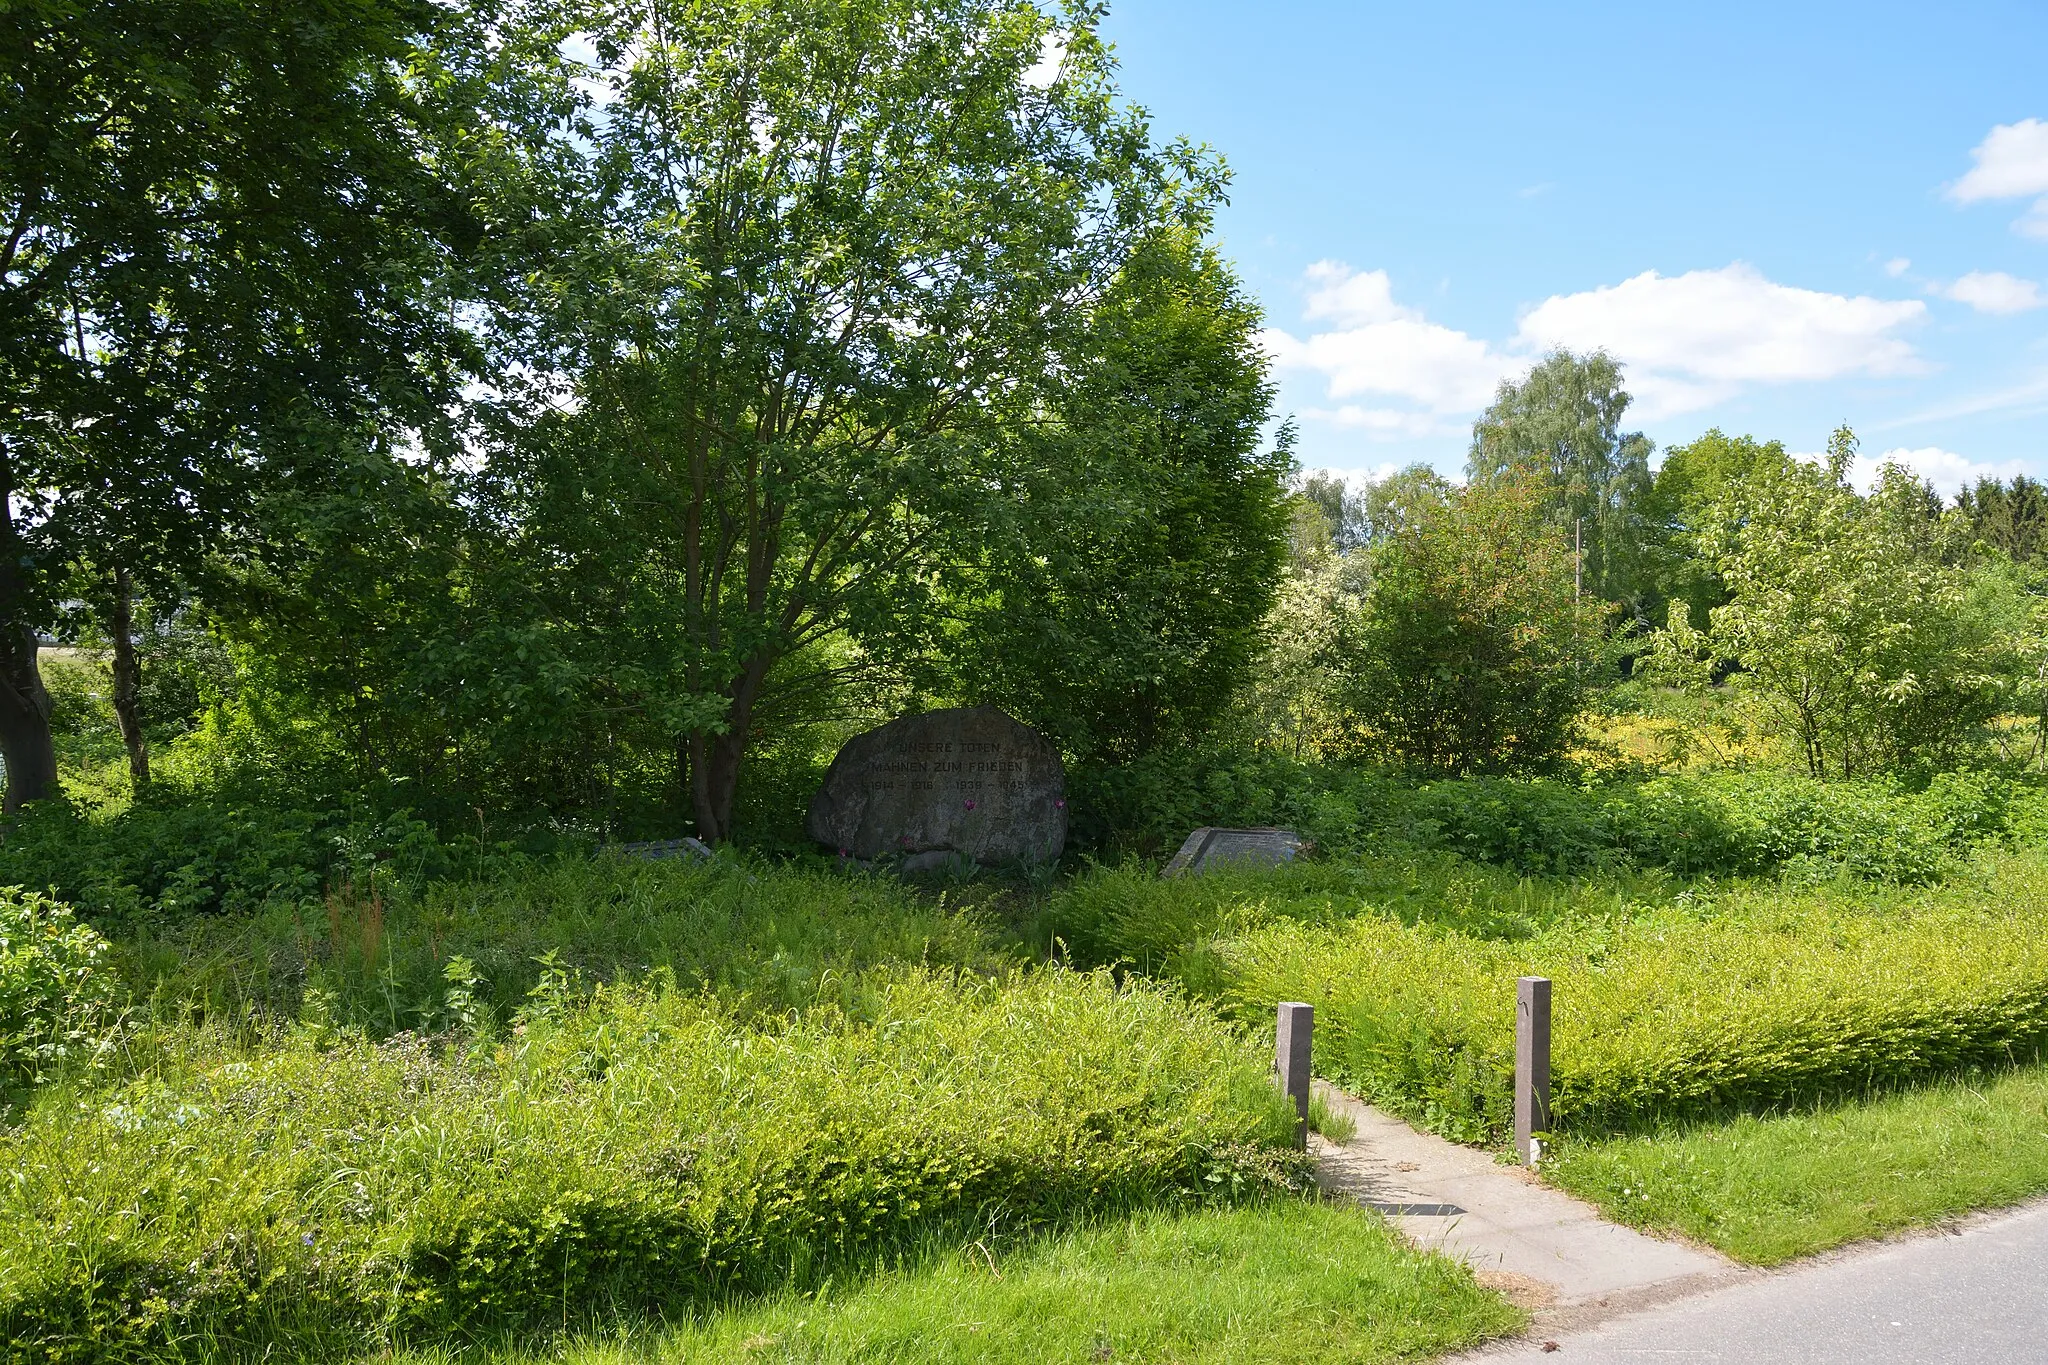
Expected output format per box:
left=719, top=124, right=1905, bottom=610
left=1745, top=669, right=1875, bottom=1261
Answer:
left=0, top=0, right=471, bottom=807
left=938, top=231, right=1291, bottom=763
left=479, top=0, right=1235, bottom=841
left=1644, top=428, right=1795, bottom=632
left=1668, top=427, right=2024, bottom=777
left=1467, top=348, right=1654, bottom=615
left=1340, top=475, right=1609, bottom=775
left=1956, top=475, right=2048, bottom=566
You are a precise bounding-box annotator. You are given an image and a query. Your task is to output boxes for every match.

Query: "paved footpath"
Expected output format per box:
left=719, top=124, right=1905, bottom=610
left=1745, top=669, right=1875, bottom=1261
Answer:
left=1464, top=1198, right=2048, bottom=1363
left=1312, top=1083, right=2048, bottom=1362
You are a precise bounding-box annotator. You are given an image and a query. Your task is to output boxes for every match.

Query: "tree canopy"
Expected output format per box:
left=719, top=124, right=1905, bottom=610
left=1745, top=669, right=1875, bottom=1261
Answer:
left=0, top=0, right=472, bottom=807
left=1467, top=348, right=1654, bottom=615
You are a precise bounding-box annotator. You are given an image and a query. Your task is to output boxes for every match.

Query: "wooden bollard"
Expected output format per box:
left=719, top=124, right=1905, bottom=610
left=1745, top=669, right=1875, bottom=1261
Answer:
left=1515, top=976, right=1551, bottom=1166
left=1275, top=1001, right=1313, bottom=1150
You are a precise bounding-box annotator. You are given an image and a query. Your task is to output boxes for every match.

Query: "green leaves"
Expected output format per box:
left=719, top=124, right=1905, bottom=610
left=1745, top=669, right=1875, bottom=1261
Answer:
left=1210, top=851, right=2048, bottom=1142
left=1665, top=426, right=2033, bottom=777
left=1466, top=348, right=1656, bottom=616
left=0, top=964, right=1291, bottom=1357
left=0, top=889, right=122, bottom=1092
left=1340, top=475, right=1611, bottom=775
left=447, top=0, right=1250, bottom=836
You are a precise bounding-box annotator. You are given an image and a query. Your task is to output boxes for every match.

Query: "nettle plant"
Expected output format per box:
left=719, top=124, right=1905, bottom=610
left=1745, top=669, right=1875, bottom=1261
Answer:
left=0, top=888, right=125, bottom=1089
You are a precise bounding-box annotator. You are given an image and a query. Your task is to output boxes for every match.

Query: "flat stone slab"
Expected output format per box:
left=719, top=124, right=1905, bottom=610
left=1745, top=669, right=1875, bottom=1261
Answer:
left=609, top=837, right=714, bottom=861
left=1313, top=1084, right=1731, bottom=1311
left=807, top=706, right=1066, bottom=865
left=1161, top=826, right=1304, bottom=877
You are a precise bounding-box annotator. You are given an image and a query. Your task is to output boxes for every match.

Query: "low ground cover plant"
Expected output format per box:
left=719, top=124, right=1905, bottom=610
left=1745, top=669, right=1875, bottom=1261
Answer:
left=1071, top=752, right=2043, bottom=882
left=1053, top=852, right=2048, bottom=1142
left=0, top=968, right=1300, bottom=1363
left=0, top=889, right=124, bottom=1092
left=118, top=854, right=1017, bottom=1035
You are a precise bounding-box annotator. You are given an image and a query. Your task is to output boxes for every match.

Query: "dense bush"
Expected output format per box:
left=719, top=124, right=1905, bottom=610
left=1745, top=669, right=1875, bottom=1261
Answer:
left=1070, top=750, right=2046, bottom=883
left=1088, top=854, right=2048, bottom=1142
left=0, top=969, right=1300, bottom=1363
left=0, top=890, right=123, bottom=1092
left=0, top=792, right=465, bottom=927
left=120, top=854, right=1020, bottom=1034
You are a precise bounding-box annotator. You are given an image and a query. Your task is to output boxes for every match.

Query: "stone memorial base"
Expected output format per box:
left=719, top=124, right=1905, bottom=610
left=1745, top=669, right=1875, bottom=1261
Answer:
left=807, top=706, right=1067, bottom=866
left=610, top=837, right=715, bottom=861
left=1161, top=826, right=1305, bottom=878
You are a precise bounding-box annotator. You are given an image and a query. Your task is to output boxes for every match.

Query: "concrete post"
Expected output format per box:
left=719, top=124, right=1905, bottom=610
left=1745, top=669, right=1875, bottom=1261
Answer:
left=1515, top=976, right=1552, bottom=1166
left=1275, top=1001, right=1313, bottom=1150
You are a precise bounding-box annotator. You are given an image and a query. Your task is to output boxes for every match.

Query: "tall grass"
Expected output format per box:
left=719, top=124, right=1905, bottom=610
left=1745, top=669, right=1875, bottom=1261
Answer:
left=115, top=854, right=1017, bottom=1035
left=0, top=969, right=1300, bottom=1362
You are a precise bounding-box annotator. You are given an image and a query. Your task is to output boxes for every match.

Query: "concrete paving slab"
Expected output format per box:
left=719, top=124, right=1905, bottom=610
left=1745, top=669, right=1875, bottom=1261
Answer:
left=1312, top=1083, right=1733, bottom=1309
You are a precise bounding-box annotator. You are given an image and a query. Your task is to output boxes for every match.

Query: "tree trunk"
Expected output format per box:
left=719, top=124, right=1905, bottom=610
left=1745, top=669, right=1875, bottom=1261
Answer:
left=0, top=620, right=56, bottom=812
left=0, top=463, right=55, bottom=811
left=688, top=727, right=746, bottom=844
left=687, top=657, right=773, bottom=843
left=108, top=568, right=150, bottom=791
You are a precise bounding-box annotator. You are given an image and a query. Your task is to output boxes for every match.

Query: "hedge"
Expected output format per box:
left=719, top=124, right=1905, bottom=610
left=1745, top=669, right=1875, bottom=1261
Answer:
left=1212, top=868, right=2048, bottom=1142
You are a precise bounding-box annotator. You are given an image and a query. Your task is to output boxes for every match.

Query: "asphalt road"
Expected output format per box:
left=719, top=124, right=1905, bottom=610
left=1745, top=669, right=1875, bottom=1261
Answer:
left=1473, top=1198, right=2048, bottom=1364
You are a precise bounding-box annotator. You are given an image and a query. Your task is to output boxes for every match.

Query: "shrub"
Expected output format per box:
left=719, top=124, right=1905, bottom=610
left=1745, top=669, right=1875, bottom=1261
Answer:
left=0, top=969, right=1301, bottom=1362
left=0, top=794, right=464, bottom=927
left=1339, top=473, right=1610, bottom=775
left=119, top=853, right=1019, bottom=1034
left=1210, top=859, right=2048, bottom=1141
left=1068, top=752, right=2045, bottom=883
left=0, top=890, right=124, bottom=1093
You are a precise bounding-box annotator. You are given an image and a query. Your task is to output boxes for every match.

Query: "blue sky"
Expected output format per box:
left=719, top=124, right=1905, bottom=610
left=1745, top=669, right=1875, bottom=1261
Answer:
left=1094, top=0, right=2048, bottom=493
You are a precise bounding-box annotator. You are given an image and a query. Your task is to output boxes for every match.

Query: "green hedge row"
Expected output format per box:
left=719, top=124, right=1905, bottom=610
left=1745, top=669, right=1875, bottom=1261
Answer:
left=0, top=969, right=1298, bottom=1364
left=1070, top=754, right=2046, bottom=882
left=1210, top=864, right=2048, bottom=1142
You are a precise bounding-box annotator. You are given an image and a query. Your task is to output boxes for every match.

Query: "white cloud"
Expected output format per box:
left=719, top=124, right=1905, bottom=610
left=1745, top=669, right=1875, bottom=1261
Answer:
left=1300, top=405, right=1464, bottom=439
left=1301, top=262, right=1418, bottom=326
left=1874, top=368, right=2048, bottom=430
left=1264, top=265, right=1511, bottom=436
left=1940, top=270, right=2045, bottom=314
left=2021, top=198, right=2048, bottom=243
left=1865, top=446, right=2029, bottom=497
left=1265, top=319, right=1506, bottom=412
left=1021, top=32, right=1065, bottom=89
left=1805, top=444, right=2028, bottom=496
left=1950, top=119, right=2048, bottom=240
left=1885, top=257, right=1912, bottom=278
left=1951, top=119, right=2048, bottom=201
left=1515, top=263, right=1926, bottom=417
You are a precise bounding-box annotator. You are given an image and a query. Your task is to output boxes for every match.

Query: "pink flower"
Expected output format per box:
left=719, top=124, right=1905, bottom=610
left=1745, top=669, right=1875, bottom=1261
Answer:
left=1055, top=799, right=1066, bottom=809
left=964, top=799, right=977, bottom=810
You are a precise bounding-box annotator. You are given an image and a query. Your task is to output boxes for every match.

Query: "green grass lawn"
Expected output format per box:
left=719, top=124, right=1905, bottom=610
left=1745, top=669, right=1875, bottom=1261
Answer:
left=392, top=1201, right=1521, bottom=1365
left=1545, top=1061, right=2048, bottom=1264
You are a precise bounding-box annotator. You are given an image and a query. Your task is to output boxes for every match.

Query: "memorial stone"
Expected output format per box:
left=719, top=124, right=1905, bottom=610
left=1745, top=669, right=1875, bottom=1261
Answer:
left=1161, top=826, right=1305, bottom=878
left=806, top=706, right=1067, bottom=866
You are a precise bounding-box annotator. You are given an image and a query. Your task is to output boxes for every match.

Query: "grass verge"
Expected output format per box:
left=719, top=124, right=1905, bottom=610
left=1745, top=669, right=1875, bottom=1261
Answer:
left=1544, top=1061, right=2048, bottom=1264
left=392, top=1201, right=1522, bottom=1365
